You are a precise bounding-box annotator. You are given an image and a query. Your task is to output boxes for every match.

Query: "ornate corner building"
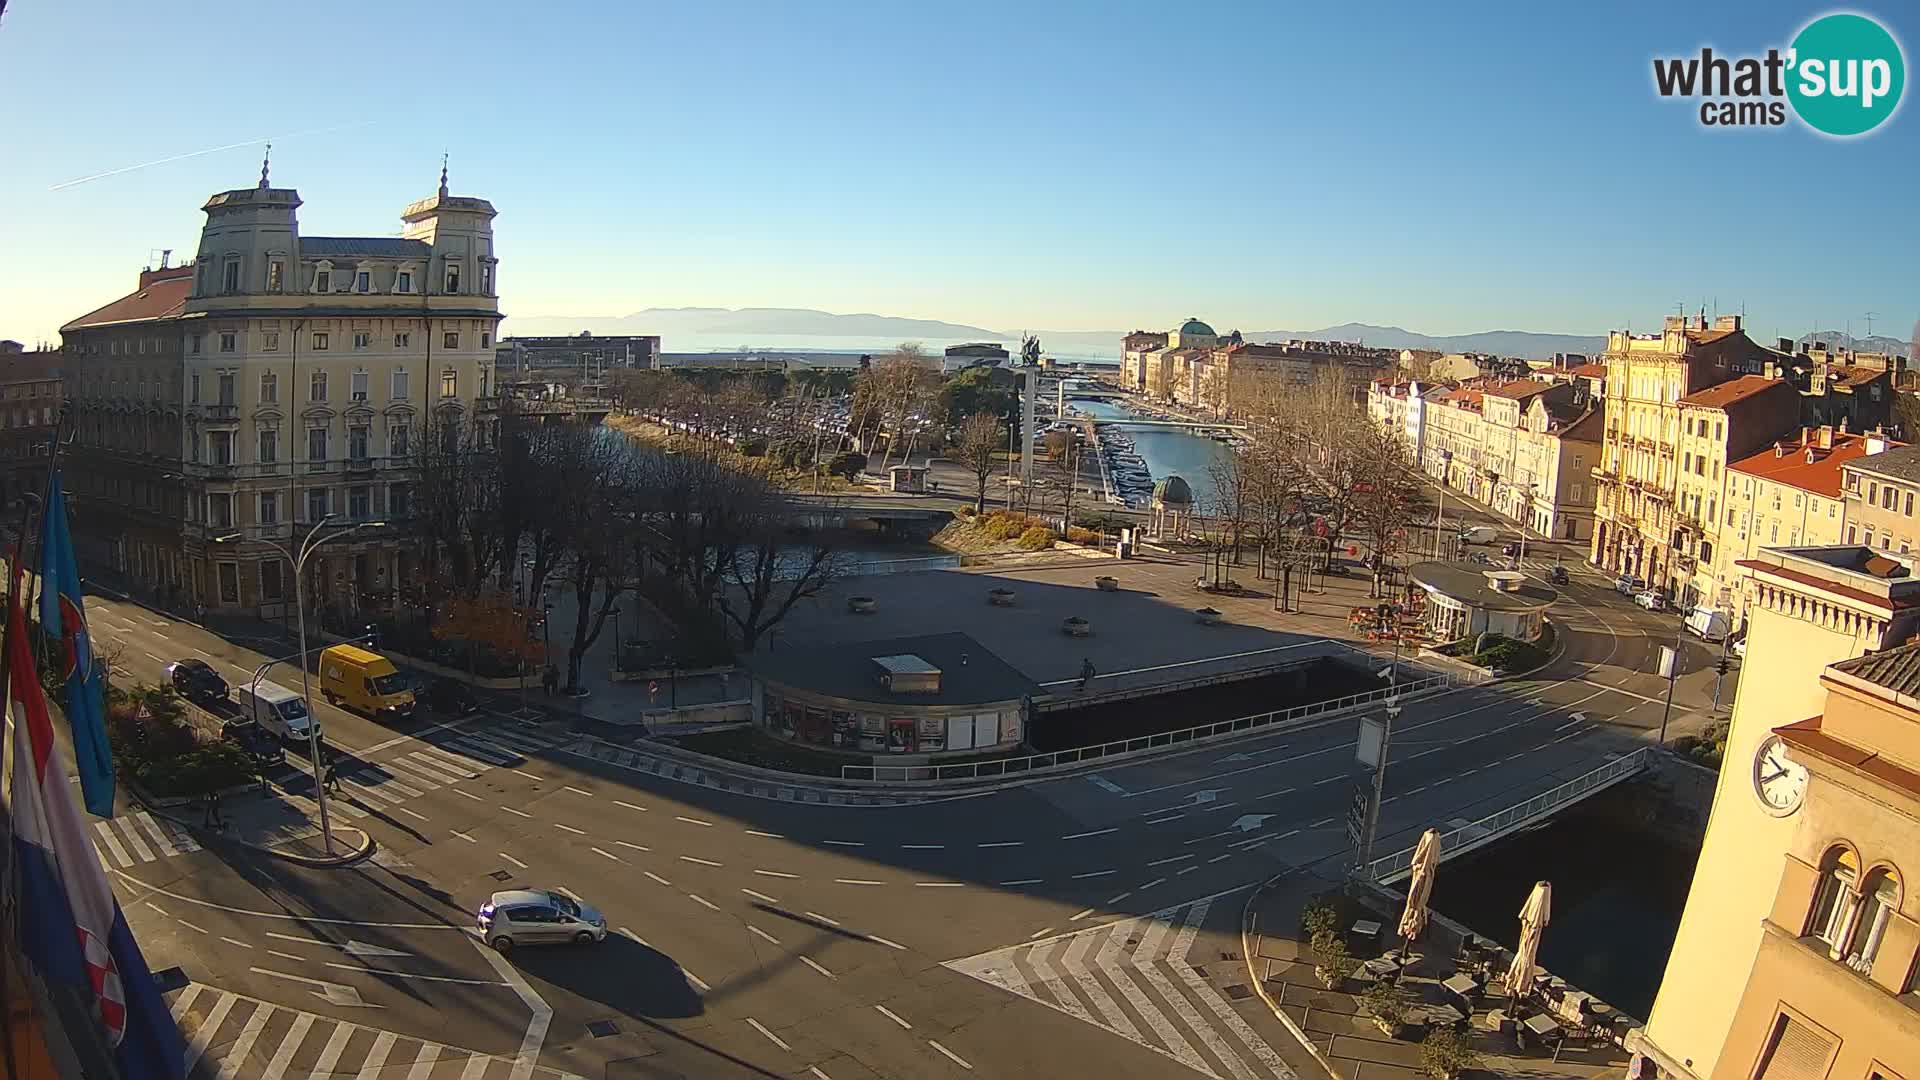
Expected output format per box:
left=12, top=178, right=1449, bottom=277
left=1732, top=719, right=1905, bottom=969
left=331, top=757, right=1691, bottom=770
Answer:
left=58, top=164, right=502, bottom=618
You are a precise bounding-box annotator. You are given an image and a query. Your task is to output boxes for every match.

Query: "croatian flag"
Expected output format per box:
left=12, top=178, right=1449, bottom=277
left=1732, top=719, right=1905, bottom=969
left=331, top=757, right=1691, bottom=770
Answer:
left=7, top=577, right=187, bottom=1077
left=39, top=470, right=114, bottom=817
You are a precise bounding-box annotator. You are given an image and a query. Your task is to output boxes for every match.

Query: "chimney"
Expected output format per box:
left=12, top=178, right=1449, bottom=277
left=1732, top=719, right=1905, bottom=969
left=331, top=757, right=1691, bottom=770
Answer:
left=159, top=248, right=171, bottom=269
left=1778, top=337, right=1796, bottom=352
left=1800, top=426, right=1810, bottom=447
left=1818, top=425, right=1835, bottom=450
left=1867, top=432, right=1890, bottom=456
left=1715, top=314, right=1743, bottom=332
left=1841, top=416, right=1851, bottom=435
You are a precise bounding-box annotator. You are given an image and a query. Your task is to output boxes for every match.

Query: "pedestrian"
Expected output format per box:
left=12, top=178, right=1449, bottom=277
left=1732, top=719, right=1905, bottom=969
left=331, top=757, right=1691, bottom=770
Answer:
left=207, top=790, right=225, bottom=831
left=1078, top=657, right=1096, bottom=692
left=322, top=759, right=342, bottom=795
left=542, top=664, right=559, bottom=696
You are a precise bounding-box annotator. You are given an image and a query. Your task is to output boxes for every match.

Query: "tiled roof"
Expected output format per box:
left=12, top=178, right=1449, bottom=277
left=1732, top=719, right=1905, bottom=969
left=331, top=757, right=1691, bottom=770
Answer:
left=1570, top=362, right=1608, bottom=377
left=1774, top=716, right=1920, bottom=800
left=1831, top=642, right=1920, bottom=699
left=1481, top=379, right=1549, bottom=401
left=302, top=237, right=432, bottom=259
left=0, top=349, right=64, bottom=384
left=1675, top=375, right=1789, bottom=410
left=1730, top=432, right=1893, bottom=497
left=1844, top=443, right=1920, bottom=483
left=60, top=267, right=193, bottom=330
left=1829, top=365, right=1887, bottom=389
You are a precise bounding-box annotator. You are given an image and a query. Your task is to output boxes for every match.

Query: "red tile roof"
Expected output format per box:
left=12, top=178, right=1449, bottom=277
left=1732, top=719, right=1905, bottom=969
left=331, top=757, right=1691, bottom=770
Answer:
left=1481, top=379, right=1551, bottom=401
left=1570, top=362, right=1608, bottom=378
left=1675, top=374, right=1790, bottom=410
left=0, top=349, right=63, bottom=385
left=1729, top=431, right=1895, bottom=497
left=60, top=266, right=194, bottom=331
left=1774, top=715, right=1920, bottom=802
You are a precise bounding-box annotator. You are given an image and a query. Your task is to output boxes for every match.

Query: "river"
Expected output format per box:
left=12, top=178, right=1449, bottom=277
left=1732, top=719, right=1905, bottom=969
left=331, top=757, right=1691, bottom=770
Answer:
left=1069, top=400, right=1234, bottom=509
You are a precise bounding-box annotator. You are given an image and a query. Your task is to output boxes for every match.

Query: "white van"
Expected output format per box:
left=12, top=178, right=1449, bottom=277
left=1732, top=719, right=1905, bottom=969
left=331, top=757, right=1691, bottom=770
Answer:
left=1686, top=606, right=1732, bottom=643
left=246, top=680, right=320, bottom=743
left=1457, top=526, right=1498, bottom=545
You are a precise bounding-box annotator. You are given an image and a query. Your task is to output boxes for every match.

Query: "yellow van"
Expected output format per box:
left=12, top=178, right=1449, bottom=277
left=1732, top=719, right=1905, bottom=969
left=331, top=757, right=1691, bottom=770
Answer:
left=318, top=644, right=417, bottom=722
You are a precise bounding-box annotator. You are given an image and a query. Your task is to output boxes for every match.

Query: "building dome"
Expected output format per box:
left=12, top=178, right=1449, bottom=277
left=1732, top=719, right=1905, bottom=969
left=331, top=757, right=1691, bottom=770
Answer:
left=1152, top=475, right=1194, bottom=507
left=1179, top=317, right=1216, bottom=337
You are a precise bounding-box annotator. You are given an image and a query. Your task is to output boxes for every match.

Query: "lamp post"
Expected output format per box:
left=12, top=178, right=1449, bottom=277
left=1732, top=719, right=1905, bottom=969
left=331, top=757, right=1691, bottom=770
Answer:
left=215, top=513, right=383, bottom=854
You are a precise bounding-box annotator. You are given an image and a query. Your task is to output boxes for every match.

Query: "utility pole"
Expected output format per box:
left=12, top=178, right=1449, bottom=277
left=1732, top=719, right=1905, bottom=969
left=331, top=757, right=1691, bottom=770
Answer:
left=1657, top=628, right=1682, bottom=746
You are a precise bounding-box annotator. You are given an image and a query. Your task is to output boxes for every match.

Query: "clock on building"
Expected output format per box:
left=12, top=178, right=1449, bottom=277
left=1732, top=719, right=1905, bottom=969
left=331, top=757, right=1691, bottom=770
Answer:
left=1752, top=734, right=1808, bottom=815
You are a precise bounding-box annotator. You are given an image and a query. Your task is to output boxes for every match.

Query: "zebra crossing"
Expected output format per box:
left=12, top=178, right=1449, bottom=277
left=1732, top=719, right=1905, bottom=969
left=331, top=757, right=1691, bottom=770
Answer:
left=324, top=724, right=577, bottom=819
left=92, top=811, right=201, bottom=869
left=170, top=983, right=583, bottom=1080
left=946, top=899, right=1294, bottom=1080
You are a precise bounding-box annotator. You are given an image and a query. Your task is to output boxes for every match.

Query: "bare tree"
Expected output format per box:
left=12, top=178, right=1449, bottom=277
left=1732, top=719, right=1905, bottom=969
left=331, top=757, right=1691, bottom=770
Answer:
left=715, top=480, right=843, bottom=651
left=1205, top=450, right=1254, bottom=565
left=1040, top=429, right=1083, bottom=528
left=410, top=407, right=503, bottom=594
left=955, top=412, right=1002, bottom=513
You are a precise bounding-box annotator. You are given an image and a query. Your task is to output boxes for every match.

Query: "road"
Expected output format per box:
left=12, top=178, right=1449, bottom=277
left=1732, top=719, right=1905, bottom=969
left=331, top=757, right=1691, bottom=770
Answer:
left=81, top=546, right=1733, bottom=1079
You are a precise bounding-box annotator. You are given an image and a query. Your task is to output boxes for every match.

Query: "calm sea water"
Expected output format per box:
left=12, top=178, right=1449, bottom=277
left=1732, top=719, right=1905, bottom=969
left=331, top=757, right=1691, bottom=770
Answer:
left=1072, top=400, right=1233, bottom=509
left=665, top=333, right=1122, bottom=367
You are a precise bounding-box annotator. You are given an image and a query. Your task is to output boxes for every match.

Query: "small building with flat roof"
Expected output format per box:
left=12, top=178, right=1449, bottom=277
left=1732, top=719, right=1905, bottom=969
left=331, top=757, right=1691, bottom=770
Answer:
left=750, top=632, right=1038, bottom=756
left=1407, top=562, right=1557, bottom=643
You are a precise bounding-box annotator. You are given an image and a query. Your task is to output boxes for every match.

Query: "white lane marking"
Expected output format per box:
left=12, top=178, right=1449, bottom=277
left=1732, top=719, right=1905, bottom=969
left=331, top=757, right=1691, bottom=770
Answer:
left=809, top=1069, right=833, bottom=1080
left=1170, top=899, right=1291, bottom=1077
left=1060, top=927, right=1142, bottom=1041
left=212, top=1001, right=273, bottom=1080
left=134, top=812, right=177, bottom=858
left=1060, top=827, right=1117, bottom=840
left=145, top=651, right=167, bottom=663
left=179, top=919, right=209, bottom=934
left=554, top=823, right=586, bottom=835
left=1072, top=869, right=1116, bottom=879
left=799, top=955, right=834, bottom=979
left=1148, top=853, right=1193, bottom=866
left=259, top=1011, right=315, bottom=1080
left=181, top=989, right=236, bottom=1071
left=867, top=935, right=907, bottom=951
left=835, top=878, right=884, bottom=886
left=675, top=815, right=713, bottom=827
left=1139, top=877, right=1167, bottom=890
left=614, top=800, right=647, bottom=812
left=901, top=843, right=945, bottom=850
left=1028, top=926, right=1056, bottom=939
left=93, top=822, right=131, bottom=867
left=310, top=1020, right=358, bottom=1078
left=644, top=871, right=672, bottom=886
left=616, top=840, right=651, bottom=852
left=823, top=839, right=864, bottom=847
left=591, top=847, right=622, bottom=862
left=914, top=881, right=964, bottom=888
left=1258, top=787, right=1297, bottom=799
left=741, top=889, right=780, bottom=904
left=1178, top=866, right=1201, bottom=876
left=450, top=789, right=483, bottom=802
left=563, top=785, right=593, bottom=796
left=753, top=869, right=797, bottom=879
left=1208, top=853, right=1232, bottom=863
left=144, top=901, right=169, bottom=916
left=874, top=1004, right=913, bottom=1030
left=978, top=841, right=1022, bottom=848
left=745, top=829, right=783, bottom=838
left=1067, top=908, right=1096, bottom=922
left=1104, top=892, right=1133, bottom=905
left=746, top=1018, right=791, bottom=1052
left=499, top=806, right=532, bottom=819
left=218, top=936, right=253, bottom=949
left=748, top=925, right=781, bottom=945
left=1145, top=815, right=1185, bottom=825
left=267, top=950, right=305, bottom=963
left=679, top=855, right=722, bottom=867
left=499, top=852, right=528, bottom=869
left=393, top=806, right=430, bottom=822
left=999, top=878, right=1043, bottom=886
left=264, top=931, right=323, bottom=946
left=688, top=894, right=720, bottom=912
left=405, top=1043, right=441, bottom=1079
left=803, top=911, right=840, bottom=926
left=324, top=962, right=505, bottom=986
left=450, top=830, right=477, bottom=844
left=357, top=1030, right=398, bottom=1078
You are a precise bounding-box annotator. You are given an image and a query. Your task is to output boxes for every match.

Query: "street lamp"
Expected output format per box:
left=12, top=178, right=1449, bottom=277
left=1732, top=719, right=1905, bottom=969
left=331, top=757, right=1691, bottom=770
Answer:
left=214, top=513, right=384, bottom=854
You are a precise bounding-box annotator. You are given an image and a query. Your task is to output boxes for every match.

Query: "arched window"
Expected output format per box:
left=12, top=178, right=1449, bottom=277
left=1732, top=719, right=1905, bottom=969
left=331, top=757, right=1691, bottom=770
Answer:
left=1807, top=845, right=1859, bottom=955
left=1846, top=868, right=1901, bottom=975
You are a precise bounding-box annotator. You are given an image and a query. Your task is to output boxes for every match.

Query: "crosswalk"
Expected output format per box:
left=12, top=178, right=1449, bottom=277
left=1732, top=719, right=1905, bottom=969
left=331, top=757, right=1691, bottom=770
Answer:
left=170, top=983, right=583, bottom=1080
left=92, top=811, right=201, bottom=869
left=946, top=899, right=1294, bottom=1080
left=323, top=724, right=577, bottom=819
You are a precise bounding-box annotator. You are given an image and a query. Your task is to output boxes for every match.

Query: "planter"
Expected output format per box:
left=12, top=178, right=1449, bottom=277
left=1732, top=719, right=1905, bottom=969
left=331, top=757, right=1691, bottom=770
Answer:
left=988, top=588, right=1017, bottom=607
left=1195, top=607, right=1223, bottom=626
left=847, top=596, right=878, bottom=614
left=1316, top=966, right=1344, bottom=990
left=1062, top=617, right=1092, bottom=638
left=1093, top=576, right=1120, bottom=592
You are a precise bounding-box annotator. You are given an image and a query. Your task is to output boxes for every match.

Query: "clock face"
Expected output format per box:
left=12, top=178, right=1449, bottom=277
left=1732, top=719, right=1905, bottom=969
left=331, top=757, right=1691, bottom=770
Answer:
left=1753, top=735, right=1808, bottom=816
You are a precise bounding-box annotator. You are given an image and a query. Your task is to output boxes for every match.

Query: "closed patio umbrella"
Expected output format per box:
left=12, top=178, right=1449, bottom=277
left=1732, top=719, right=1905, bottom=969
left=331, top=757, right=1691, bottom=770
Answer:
left=1397, top=828, right=1441, bottom=945
left=1505, top=880, right=1553, bottom=1000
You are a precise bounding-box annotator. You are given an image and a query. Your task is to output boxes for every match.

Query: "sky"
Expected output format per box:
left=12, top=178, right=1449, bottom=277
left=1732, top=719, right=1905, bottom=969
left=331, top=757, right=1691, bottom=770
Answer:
left=1, top=1, right=1914, bottom=347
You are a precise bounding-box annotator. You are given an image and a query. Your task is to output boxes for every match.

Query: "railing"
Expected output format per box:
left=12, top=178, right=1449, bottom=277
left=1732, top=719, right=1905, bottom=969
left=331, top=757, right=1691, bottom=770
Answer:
left=1366, top=746, right=1654, bottom=883
left=840, top=672, right=1462, bottom=782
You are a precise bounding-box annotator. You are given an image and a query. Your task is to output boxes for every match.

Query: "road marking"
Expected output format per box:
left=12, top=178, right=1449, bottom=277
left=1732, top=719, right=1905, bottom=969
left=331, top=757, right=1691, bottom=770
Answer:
left=498, top=852, right=528, bottom=869
left=325, top=962, right=505, bottom=986
left=217, top=1000, right=274, bottom=1078
left=178, top=919, right=209, bottom=934
left=1178, top=865, right=1200, bottom=876
left=741, top=889, right=780, bottom=904
left=509, top=769, right=544, bottom=781
left=675, top=815, right=713, bottom=827
left=392, top=806, right=430, bottom=822
left=1138, top=876, right=1169, bottom=890
left=260, top=1011, right=316, bottom=1080
left=1072, top=870, right=1116, bottom=879
left=450, top=789, right=483, bottom=802
left=915, top=881, right=964, bottom=888
left=823, top=839, right=864, bottom=847
left=754, top=869, right=798, bottom=879
left=679, top=855, right=722, bottom=867
left=745, top=829, right=784, bottom=839
left=554, top=823, right=586, bottom=835
left=835, top=878, right=884, bottom=886
left=929, top=1040, right=973, bottom=1070
left=746, top=1018, right=790, bottom=1052
left=688, top=894, right=720, bottom=911
left=1207, top=853, right=1232, bottom=863
left=748, top=925, right=781, bottom=945
left=1314, top=775, right=1343, bottom=785
left=264, top=931, right=321, bottom=946
left=614, top=800, right=648, bottom=812
left=591, top=847, right=622, bottom=862
left=976, top=841, right=1024, bottom=850
left=1068, top=908, right=1096, bottom=921
left=1310, top=817, right=1336, bottom=827
left=799, top=955, right=834, bottom=979
left=267, top=949, right=305, bottom=963
left=563, top=785, right=593, bottom=796
left=1028, top=926, right=1055, bottom=939
left=145, top=651, right=166, bottom=663
left=1060, top=827, right=1117, bottom=840
left=644, top=871, right=672, bottom=887
left=616, top=840, right=651, bottom=852
left=499, top=806, right=532, bottom=819
left=874, top=1004, right=913, bottom=1030
left=999, top=878, right=1043, bottom=886
left=406, top=1043, right=441, bottom=1078
left=809, top=1069, right=833, bottom=1080
left=449, top=830, right=477, bottom=844
left=218, top=936, right=253, bottom=949
left=901, top=843, right=945, bottom=850
left=1145, top=815, right=1185, bottom=825
left=181, top=987, right=236, bottom=1071
left=143, top=901, right=169, bottom=916
left=804, top=911, right=840, bottom=925
left=867, top=935, right=907, bottom=951
left=358, top=1031, right=398, bottom=1077
left=1104, top=892, right=1133, bottom=905
left=1148, top=854, right=1193, bottom=866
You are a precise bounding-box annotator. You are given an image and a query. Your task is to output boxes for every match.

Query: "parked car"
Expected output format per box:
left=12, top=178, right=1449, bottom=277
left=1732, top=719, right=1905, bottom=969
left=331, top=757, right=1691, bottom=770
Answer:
left=419, top=677, right=480, bottom=717
left=243, top=680, right=321, bottom=746
left=1634, top=589, right=1666, bottom=611
left=1685, top=605, right=1732, bottom=642
left=165, top=658, right=229, bottom=706
left=220, top=718, right=285, bottom=769
left=1615, top=575, right=1646, bottom=596
left=1547, top=565, right=1570, bottom=586
left=1730, top=631, right=1748, bottom=657
left=1501, top=542, right=1521, bottom=558
left=478, top=889, right=607, bottom=954
left=1457, top=526, right=1498, bottom=545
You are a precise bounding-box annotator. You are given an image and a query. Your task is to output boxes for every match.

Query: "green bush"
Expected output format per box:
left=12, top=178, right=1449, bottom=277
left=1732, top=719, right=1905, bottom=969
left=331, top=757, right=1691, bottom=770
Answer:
left=1469, top=633, right=1547, bottom=673
left=1300, top=897, right=1342, bottom=941
left=1419, top=1027, right=1480, bottom=1080
left=769, top=437, right=812, bottom=468
left=827, top=451, right=867, bottom=481
left=135, top=742, right=255, bottom=798
left=1016, top=526, right=1057, bottom=551
left=1361, top=979, right=1412, bottom=1025
left=734, top=436, right=769, bottom=457
left=1310, top=929, right=1350, bottom=985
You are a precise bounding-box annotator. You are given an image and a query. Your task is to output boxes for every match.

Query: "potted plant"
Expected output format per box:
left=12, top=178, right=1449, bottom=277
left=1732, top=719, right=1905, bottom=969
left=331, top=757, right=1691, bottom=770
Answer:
left=988, top=587, right=1017, bottom=606
left=1362, top=980, right=1415, bottom=1038
left=1419, top=1028, right=1480, bottom=1080
left=1299, top=897, right=1341, bottom=941
left=847, top=596, right=878, bottom=614
left=1062, top=616, right=1092, bottom=637
left=1311, top=929, right=1351, bottom=989
left=1195, top=606, right=1223, bottom=625
left=1094, top=575, right=1120, bottom=592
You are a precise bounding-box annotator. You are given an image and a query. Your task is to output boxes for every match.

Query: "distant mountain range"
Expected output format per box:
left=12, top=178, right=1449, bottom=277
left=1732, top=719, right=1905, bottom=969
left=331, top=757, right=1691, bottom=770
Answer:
left=501, top=307, right=1909, bottom=361
left=1797, top=331, right=1911, bottom=356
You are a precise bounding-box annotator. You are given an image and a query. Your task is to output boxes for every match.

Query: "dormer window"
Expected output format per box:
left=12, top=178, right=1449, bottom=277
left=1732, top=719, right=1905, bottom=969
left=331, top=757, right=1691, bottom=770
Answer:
left=480, top=263, right=493, bottom=295
left=354, top=270, right=371, bottom=293
left=222, top=259, right=241, bottom=294
left=445, top=265, right=461, bottom=294
left=266, top=259, right=284, bottom=292
left=396, top=269, right=414, bottom=294
left=315, top=267, right=332, bottom=293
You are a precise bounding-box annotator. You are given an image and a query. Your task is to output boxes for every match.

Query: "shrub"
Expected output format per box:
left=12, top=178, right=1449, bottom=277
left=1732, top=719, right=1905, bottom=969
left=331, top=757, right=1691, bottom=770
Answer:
left=956, top=505, right=976, bottom=519
left=769, top=437, right=811, bottom=468
left=1310, top=929, right=1350, bottom=987
left=1017, top=526, right=1057, bottom=551
left=1065, top=526, right=1100, bottom=545
left=1361, top=979, right=1412, bottom=1026
left=1300, top=897, right=1342, bottom=941
left=134, top=742, right=255, bottom=798
left=1469, top=633, right=1547, bottom=673
left=827, top=451, right=867, bottom=481
left=1670, top=735, right=1701, bottom=755
left=734, top=437, right=768, bottom=457
left=1419, top=1027, right=1480, bottom=1080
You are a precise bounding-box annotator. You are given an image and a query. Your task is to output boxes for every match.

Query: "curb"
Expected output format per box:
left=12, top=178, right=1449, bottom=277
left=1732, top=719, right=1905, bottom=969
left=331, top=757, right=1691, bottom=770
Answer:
left=1240, top=871, right=1342, bottom=1080
left=136, top=793, right=377, bottom=869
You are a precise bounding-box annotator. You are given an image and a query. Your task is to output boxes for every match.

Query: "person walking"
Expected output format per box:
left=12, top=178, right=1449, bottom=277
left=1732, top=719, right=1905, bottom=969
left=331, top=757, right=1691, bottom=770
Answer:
left=322, top=758, right=342, bottom=796
left=1078, top=657, right=1096, bottom=692
left=542, top=664, right=559, bottom=697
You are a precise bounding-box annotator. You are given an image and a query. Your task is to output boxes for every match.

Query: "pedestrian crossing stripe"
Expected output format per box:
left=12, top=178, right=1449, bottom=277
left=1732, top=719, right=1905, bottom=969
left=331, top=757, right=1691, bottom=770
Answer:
left=92, top=812, right=200, bottom=869
left=324, top=724, right=575, bottom=818
left=170, top=982, right=584, bottom=1080
left=946, top=899, right=1293, bottom=1080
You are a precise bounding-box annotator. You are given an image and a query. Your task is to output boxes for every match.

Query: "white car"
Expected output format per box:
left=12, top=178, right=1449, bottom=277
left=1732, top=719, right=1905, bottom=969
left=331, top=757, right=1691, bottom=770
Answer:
left=478, top=889, right=607, bottom=953
left=1633, top=589, right=1665, bottom=611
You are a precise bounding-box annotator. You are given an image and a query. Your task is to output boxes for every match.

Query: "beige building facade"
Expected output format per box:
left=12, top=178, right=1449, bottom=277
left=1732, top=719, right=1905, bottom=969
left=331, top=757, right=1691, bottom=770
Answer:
left=1840, top=442, right=1920, bottom=556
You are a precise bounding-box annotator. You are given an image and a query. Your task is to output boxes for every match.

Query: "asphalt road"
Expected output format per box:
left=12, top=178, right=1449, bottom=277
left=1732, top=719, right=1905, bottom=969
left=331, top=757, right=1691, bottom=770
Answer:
left=83, top=549, right=1734, bottom=1079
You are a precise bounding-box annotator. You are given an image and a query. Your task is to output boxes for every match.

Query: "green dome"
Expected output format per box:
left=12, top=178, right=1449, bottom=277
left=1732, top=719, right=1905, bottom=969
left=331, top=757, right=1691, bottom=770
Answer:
left=1153, top=475, right=1194, bottom=506
left=1179, top=317, right=1216, bottom=337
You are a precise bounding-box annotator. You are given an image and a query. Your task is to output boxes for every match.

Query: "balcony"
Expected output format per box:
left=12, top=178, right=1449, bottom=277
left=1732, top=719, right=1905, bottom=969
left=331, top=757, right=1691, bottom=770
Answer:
left=345, top=455, right=377, bottom=476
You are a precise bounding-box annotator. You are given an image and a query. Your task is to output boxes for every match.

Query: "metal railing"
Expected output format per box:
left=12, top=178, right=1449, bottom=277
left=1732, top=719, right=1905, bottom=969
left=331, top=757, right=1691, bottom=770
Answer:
left=1367, top=746, right=1653, bottom=883
left=840, top=672, right=1460, bottom=783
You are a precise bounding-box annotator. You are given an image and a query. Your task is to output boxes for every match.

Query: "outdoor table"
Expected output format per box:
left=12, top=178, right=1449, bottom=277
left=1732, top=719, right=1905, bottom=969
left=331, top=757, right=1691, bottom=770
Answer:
left=1425, top=1003, right=1466, bottom=1028
left=1361, top=956, right=1401, bottom=979
left=1442, top=972, right=1481, bottom=1004
left=1350, top=919, right=1382, bottom=944
left=1523, top=1012, right=1562, bottom=1038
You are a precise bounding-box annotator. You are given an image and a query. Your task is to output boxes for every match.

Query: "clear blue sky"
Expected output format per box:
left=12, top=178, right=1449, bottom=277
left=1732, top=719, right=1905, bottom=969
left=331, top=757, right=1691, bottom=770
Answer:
left=1, top=1, right=1913, bottom=347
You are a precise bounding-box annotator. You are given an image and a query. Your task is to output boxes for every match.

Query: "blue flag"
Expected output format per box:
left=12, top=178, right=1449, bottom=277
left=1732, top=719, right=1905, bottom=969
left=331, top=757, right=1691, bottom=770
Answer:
left=39, top=470, right=115, bottom=817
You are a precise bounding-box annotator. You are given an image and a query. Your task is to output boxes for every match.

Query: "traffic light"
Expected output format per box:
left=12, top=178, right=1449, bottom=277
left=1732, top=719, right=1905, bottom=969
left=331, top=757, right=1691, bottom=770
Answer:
left=365, top=623, right=379, bottom=650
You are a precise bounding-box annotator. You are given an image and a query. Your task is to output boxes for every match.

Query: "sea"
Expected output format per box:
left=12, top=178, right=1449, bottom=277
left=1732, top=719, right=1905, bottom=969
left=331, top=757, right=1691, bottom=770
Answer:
left=659, top=333, right=1122, bottom=368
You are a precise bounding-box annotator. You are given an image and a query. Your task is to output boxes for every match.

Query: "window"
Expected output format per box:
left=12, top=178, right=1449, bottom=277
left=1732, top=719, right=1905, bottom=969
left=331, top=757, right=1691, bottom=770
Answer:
left=354, top=271, right=370, bottom=293
left=389, top=482, right=412, bottom=519
left=1754, top=1013, right=1835, bottom=1080
left=353, top=332, right=371, bottom=351
left=190, top=373, right=200, bottom=404
left=446, top=265, right=461, bottom=293
left=222, top=260, right=241, bottom=293
left=305, top=488, right=329, bottom=523
left=1850, top=525, right=1859, bottom=543
left=396, top=270, right=414, bottom=294
left=1770, top=524, right=1779, bottom=543
left=480, top=331, right=491, bottom=349
left=266, top=260, right=283, bottom=292
left=1870, top=481, right=1879, bottom=502
left=310, top=371, right=327, bottom=402
left=191, top=333, right=203, bottom=354
left=351, top=371, right=369, bottom=401
left=307, top=427, right=327, bottom=462
left=390, top=423, right=409, bottom=458
left=394, top=332, right=412, bottom=349
left=315, top=269, right=332, bottom=293
left=391, top=369, right=409, bottom=400
left=219, top=331, right=236, bottom=353
left=348, top=486, right=371, bottom=520
left=208, top=493, right=233, bottom=528
left=260, top=372, right=277, bottom=403
left=480, top=263, right=493, bottom=294
left=349, top=425, right=370, bottom=461
left=263, top=331, right=280, bottom=352
left=314, top=332, right=333, bottom=352
left=1847, top=472, right=1861, bottom=492
left=209, top=430, right=233, bottom=465
left=1907, top=492, right=1914, bottom=517
left=217, top=562, right=241, bottom=605
left=1886, top=487, right=1898, bottom=511
left=441, top=369, right=457, bottom=398
left=443, top=331, right=460, bottom=350
left=259, top=560, right=284, bottom=601
left=259, top=492, right=278, bottom=526
left=217, top=372, right=235, bottom=406
left=257, top=428, right=277, bottom=464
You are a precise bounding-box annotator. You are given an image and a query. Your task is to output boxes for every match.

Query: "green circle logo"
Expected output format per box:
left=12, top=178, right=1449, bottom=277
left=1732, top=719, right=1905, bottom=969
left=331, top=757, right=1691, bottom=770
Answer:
left=1788, top=13, right=1905, bottom=136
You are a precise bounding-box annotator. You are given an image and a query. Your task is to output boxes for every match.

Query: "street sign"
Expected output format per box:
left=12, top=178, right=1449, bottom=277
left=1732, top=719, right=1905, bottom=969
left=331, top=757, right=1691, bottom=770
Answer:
left=1347, top=785, right=1370, bottom=848
left=1356, top=716, right=1387, bottom=768
left=1658, top=645, right=1677, bottom=679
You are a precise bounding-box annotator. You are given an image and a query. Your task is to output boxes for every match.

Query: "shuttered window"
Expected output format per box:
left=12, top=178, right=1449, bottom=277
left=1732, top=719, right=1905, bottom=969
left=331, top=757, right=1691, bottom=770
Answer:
left=1755, top=1015, right=1833, bottom=1080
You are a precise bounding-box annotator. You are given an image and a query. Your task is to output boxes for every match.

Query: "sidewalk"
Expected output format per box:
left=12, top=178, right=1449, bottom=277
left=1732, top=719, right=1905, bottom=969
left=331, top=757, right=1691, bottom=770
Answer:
left=136, top=777, right=372, bottom=867
left=1243, top=869, right=1633, bottom=1080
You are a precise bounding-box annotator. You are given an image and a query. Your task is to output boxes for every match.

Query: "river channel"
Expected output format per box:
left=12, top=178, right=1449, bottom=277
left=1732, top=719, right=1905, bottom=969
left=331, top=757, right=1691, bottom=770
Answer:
left=1069, top=399, right=1233, bottom=509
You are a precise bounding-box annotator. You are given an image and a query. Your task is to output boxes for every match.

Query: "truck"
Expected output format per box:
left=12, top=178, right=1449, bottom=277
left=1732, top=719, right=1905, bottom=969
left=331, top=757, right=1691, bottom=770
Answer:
left=244, top=680, right=321, bottom=745
left=1686, top=606, right=1732, bottom=642
left=318, top=644, right=417, bottom=723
